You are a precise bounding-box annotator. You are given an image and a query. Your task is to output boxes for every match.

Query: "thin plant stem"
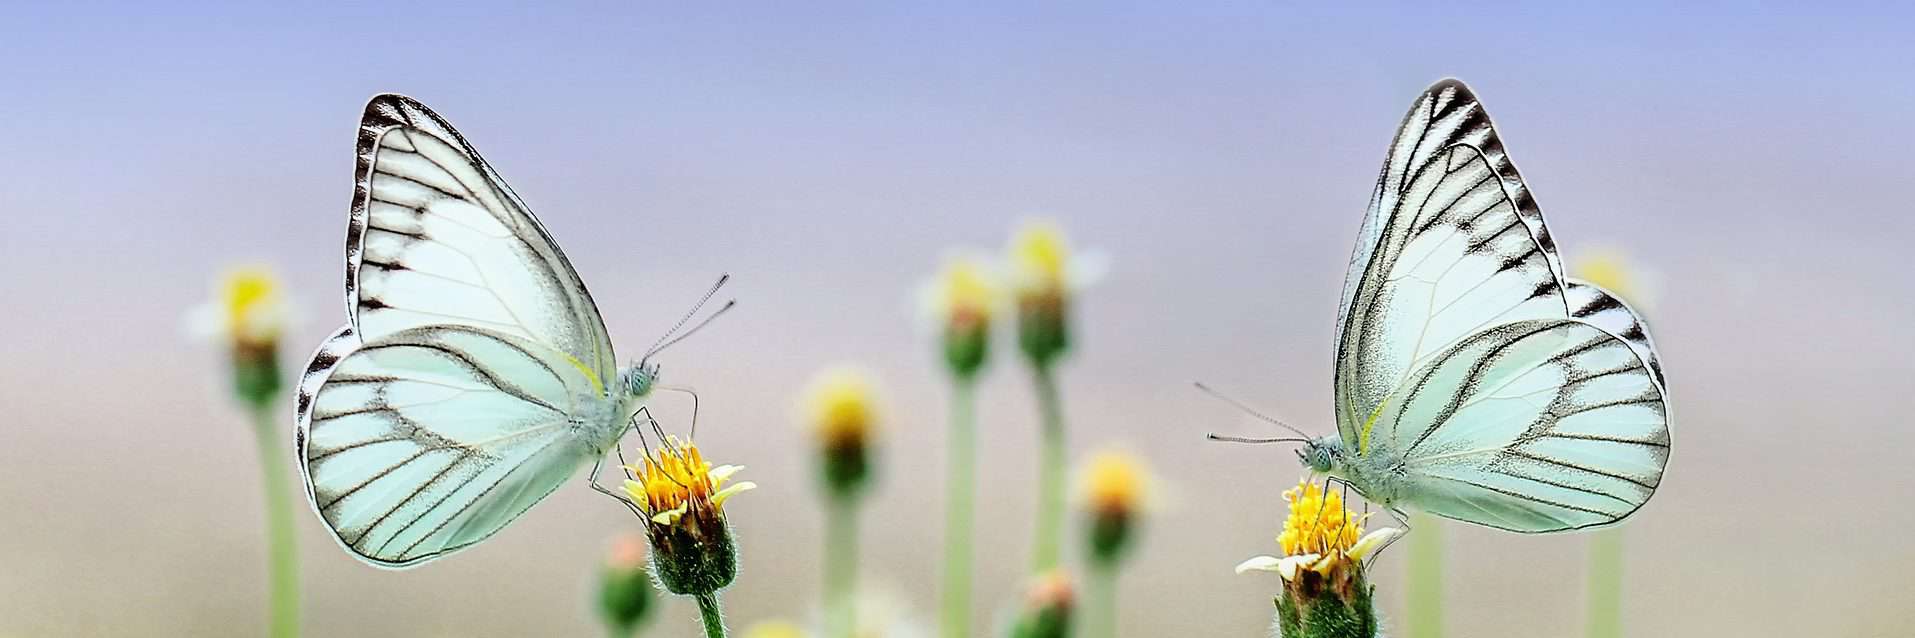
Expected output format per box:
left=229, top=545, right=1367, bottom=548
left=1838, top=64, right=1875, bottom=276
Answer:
left=825, top=496, right=860, bottom=638
left=1584, top=528, right=1624, bottom=638
left=249, top=405, right=301, bottom=638
left=1030, top=363, right=1067, bottom=572
left=696, top=593, right=728, bottom=638
left=1086, top=562, right=1118, bottom=638
left=940, top=378, right=978, bottom=638
left=1405, top=511, right=1443, bottom=638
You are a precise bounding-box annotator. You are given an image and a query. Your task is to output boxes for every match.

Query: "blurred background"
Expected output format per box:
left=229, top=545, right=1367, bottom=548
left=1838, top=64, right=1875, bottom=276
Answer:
left=3, top=3, right=1913, bottom=637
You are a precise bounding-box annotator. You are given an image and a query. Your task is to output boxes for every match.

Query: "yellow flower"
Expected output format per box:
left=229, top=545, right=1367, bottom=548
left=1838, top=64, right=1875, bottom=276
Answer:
left=922, top=253, right=999, bottom=330
left=1009, top=220, right=1070, bottom=298
left=1079, top=449, right=1152, bottom=565
left=1080, top=450, right=1147, bottom=517
left=1004, top=219, right=1101, bottom=366
left=622, top=437, right=754, bottom=526
left=804, top=367, right=879, bottom=451
left=1236, top=477, right=1400, bottom=580
left=189, top=265, right=294, bottom=409
left=623, top=437, right=752, bottom=596
left=193, top=265, right=290, bottom=348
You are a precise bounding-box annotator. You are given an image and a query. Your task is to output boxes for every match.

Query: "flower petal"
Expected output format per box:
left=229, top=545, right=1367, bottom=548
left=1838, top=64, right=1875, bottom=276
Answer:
left=712, top=481, right=757, bottom=507
left=709, top=464, right=744, bottom=483
left=1348, top=527, right=1403, bottom=561
left=1234, top=555, right=1284, bottom=575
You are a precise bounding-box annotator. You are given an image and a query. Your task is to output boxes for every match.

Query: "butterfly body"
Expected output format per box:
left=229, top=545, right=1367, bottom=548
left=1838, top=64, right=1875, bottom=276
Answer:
left=1297, top=80, right=1671, bottom=535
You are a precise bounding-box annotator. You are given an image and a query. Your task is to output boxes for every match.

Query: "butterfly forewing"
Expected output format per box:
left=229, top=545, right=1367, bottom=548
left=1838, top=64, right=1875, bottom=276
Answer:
left=1334, top=139, right=1568, bottom=440
left=349, top=95, right=617, bottom=386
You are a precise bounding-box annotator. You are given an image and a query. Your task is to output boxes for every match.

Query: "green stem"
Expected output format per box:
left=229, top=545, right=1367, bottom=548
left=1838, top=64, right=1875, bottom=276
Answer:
left=1030, top=363, right=1067, bottom=573
left=1405, top=511, right=1443, bottom=638
left=1584, top=528, right=1624, bottom=638
left=825, top=496, right=860, bottom=638
left=250, top=405, right=301, bottom=638
left=696, top=593, right=728, bottom=638
left=1086, top=562, right=1117, bottom=638
left=940, top=378, right=978, bottom=638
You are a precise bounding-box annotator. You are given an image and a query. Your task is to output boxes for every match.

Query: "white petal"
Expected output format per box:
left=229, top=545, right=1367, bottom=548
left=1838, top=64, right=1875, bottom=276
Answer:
left=1234, top=555, right=1284, bottom=575
left=1348, top=527, right=1404, bottom=561
left=709, top=464, right=744, bottom=482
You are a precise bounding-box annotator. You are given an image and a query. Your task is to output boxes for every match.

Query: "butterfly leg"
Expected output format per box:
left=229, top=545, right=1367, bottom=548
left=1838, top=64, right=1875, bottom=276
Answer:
left=657, top=385, right=701, bottom=439
left=1361, top=505, right=1414, bottom=569
left=586, top=453, right=644, bottom=518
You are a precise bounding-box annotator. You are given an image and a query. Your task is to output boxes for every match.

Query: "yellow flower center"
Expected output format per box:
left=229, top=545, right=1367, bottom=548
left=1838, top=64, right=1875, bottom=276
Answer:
left=936, top=256, right=998, bottom=326
left=219, top=266, right=284, bottom=345
left=1009, top=220, right=1070, bottom=295
left=1278, top=478, right=1365, bottom=557
left=805, top=368, right=877, bottom=448
left=623, top=438, right=751, bottom=525
left=1082, top=450, right=1146, bottom=517
left=1573, top=250, right=1638, bottom=302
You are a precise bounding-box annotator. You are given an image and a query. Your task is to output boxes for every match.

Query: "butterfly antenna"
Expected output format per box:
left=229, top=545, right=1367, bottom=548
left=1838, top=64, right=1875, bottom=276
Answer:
left=1205, top=433, right=1311, bottom=445
left=1193, top=381, right=1314, bottom=439
left=644, top=274, right=731, bottom=359
left=648, top=300, right=735, bottom=358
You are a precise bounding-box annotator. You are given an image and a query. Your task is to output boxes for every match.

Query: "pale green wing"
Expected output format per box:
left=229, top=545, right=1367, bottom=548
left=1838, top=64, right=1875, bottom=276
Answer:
left=1565, top=278, right=1665, bottom=389
left=1369, top=319, right=1668, bottom=533
left=1334, top=80, right=1570, bottom=443
left=295, top=325, right=604, bottom=568
left=347, top=94, right=617, bottom=389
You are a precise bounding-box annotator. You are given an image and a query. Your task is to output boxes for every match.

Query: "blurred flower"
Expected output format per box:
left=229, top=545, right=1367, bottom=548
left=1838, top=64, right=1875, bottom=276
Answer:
left=622, top=437, right=754, bottom=597
left=803, top=367, right=880, bottom=501
left=744, top=620, right=810, bottom=638
left=1572, top=248, right=1654, bottom=308
left=918, top=253, right=999, bottom=379
left=1005, top=219, right=1100, bottom=367
left=1236, top=478, right=1397, bottom=638
left=598, top=533, right=656, bottom=636
left=1010, top=570, right=1075, bottom=638
left=188, top=265, right=292, bottom=410
left=1078, top=449, right=1152, bottom=566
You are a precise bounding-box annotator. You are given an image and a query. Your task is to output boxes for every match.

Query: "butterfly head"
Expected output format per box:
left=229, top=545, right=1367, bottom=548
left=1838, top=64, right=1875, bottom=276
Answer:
left=624, top=361, right=662, bottom=398
left=1299, top=438, right=1341, bottom=474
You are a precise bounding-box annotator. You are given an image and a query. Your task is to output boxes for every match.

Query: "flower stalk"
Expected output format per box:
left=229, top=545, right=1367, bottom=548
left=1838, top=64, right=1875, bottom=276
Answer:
left=196, top=266, right=299, bottom=638
left=923, top=253, right=994, bottom=638
left=697, top=593, right=729, bottom=638
left=1029, top=364, right=1067, bottom=572
left=1405, top=511, right=1442, bottom=638
left=250, top=403, right=301, bottom=638
left=1007, top=221, right=1083, bottom=573
left=803, top=368, right=879, bottom=638
left=940, top=377, right=978, bottom=638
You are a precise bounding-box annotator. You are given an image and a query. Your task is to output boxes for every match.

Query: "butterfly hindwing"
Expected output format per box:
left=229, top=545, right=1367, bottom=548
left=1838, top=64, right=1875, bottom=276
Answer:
left=298, top=325, right=604, bottom=567
left=1367, top=319, right=1668, bottom=533
left=1565, top=278, right=1665, bottom=390
left=349, top=95, right=617, bottom=387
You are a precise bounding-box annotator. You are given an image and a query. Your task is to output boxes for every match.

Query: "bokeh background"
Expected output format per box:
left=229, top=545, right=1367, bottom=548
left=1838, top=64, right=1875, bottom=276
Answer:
left=4, top=3, right=1913, bottom=636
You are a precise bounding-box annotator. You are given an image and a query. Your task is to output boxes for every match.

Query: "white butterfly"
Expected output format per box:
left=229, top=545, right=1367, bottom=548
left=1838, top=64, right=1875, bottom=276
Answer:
left=295, top=95, right=721, bottom=567
left=1224, top=79, right=1670, bottom=535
